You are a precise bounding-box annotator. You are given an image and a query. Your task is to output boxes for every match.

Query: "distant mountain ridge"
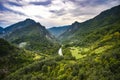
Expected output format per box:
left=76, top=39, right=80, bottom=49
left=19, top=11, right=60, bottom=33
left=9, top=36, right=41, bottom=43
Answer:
left=48, top=25, right=70, bottom=38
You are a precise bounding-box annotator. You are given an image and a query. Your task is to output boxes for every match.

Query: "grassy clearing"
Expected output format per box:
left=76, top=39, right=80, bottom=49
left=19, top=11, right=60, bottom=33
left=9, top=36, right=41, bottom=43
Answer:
left=70, top=47, right=87, bottom=59
left=33, top=54, right=41, bottom=60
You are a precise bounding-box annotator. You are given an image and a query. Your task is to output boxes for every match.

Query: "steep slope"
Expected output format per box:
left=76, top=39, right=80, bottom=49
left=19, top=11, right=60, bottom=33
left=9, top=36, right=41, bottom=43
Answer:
left=60, top=5, right=120, bottom=44
left=59, top=21, right=80, bottom=41
left=3, top=19, right=59, bottom=54
left=48, top=25, right=69, bottom=38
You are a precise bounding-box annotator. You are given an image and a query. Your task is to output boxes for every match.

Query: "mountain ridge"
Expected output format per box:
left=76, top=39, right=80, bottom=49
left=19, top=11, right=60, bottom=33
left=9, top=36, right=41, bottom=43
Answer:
left=1, top=18, right=59, bottom=54
left=59, top=5, right=120, bottom=43
left=4, top=18, right=36, bottom=33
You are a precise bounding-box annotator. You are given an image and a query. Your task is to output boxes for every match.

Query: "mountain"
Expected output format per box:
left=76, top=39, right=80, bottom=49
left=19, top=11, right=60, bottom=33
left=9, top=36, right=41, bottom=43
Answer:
left=4, top=19, right=36, bottom=33
left=60, top=5, right=120, bottom=44
left=3, top=19, right=59, bottom=54
left=48, top=25, right=70, bottom=38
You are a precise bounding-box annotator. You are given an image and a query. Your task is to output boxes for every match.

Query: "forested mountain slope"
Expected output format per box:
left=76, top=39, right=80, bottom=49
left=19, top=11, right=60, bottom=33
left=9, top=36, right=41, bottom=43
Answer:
left=2, top=19, right=59, bottom=54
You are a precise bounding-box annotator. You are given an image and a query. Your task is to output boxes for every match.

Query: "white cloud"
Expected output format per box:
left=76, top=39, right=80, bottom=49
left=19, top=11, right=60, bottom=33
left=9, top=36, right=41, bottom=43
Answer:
left=0, top=11, right=27, bottom=27
left=3, top=4, right=52, bottom=18
left=7, top=0, right=49, bottom=5
left=0, top=0, right=120, bottom=28
left=24, top=0, right=48, bottom=2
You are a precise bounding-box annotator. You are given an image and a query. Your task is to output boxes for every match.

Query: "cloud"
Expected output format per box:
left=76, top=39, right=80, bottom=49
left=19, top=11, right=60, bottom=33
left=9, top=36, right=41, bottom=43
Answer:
left=3, top=4, right=52, bottom=18
left=0, top=0, right=120, bottom=28
left=29, top=1, right=51, bottom=5
left=0, top=11, right=28, bottom=27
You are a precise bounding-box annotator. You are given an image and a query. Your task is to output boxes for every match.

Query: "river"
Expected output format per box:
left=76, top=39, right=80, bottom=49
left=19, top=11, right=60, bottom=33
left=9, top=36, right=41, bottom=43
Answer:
left=58, top=48, right=63, bottom=56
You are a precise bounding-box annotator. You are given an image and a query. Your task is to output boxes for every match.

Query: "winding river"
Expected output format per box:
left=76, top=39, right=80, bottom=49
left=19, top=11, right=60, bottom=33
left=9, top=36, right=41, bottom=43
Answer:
left=58, top=48, right=63, bottom=56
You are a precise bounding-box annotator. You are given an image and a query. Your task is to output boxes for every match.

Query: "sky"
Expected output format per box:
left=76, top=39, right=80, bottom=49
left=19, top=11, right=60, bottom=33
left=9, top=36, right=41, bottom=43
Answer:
left=0, top=0, right=120, bottom=28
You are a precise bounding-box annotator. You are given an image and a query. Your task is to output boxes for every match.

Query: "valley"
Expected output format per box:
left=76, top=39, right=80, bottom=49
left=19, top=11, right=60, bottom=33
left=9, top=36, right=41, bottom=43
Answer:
left=0, top=5, right=120, bottom=80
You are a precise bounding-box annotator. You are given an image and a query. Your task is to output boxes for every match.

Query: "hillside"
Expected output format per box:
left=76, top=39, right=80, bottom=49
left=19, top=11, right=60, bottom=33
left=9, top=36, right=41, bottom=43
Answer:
left=59, top=21, right=80, bottom=41
left=0, top=38, right=17, bottom=57
left=0, top=38, right=51, bottom=79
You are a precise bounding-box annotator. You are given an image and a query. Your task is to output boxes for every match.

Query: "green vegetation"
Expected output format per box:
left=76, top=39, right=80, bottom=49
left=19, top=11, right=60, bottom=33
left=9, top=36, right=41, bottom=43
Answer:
left=70, top=47, right=87, bottom=59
